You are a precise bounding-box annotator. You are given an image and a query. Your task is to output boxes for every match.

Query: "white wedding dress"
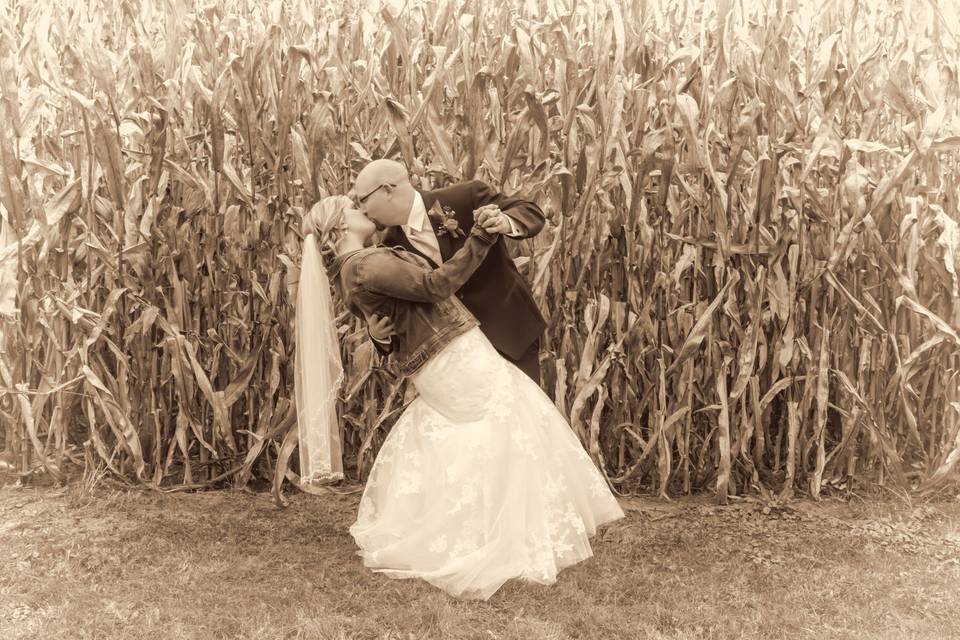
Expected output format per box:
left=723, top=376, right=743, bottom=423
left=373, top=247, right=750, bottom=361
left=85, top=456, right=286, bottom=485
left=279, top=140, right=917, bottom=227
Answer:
left=349, top=327, right=625, bottom=600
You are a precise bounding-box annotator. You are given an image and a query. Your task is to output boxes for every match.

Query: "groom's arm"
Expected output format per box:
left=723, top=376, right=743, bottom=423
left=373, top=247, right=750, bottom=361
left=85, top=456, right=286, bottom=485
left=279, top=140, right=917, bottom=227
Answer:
left=469, top=180, right=545, bottom=239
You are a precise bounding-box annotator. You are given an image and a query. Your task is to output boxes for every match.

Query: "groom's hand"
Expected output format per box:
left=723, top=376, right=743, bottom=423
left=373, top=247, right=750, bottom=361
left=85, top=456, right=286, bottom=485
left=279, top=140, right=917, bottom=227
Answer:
left=369, top=314, right=397, bottom=343
left=474, top=205, right=516, bottom=235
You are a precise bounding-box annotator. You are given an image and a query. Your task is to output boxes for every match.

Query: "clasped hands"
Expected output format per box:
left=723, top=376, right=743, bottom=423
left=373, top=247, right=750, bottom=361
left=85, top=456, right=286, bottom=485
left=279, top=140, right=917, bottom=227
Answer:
left=368, top=205, right=510, bottom=343
left=473, top=204, right=515, bottom=235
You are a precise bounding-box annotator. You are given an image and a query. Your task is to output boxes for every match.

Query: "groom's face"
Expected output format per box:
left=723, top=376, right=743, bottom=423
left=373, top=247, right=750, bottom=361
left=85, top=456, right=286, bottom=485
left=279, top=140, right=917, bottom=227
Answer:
left=358, top=184, right=411, bottom=228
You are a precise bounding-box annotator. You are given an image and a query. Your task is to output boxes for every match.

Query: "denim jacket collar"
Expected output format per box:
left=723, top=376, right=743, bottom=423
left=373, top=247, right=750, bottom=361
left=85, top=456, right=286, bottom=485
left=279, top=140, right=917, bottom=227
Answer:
left=326, top=247, right=368, bottom=280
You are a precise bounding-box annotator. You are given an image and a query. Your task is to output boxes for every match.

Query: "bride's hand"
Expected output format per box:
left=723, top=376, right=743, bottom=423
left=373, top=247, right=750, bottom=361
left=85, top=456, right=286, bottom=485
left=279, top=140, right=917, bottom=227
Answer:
left=474, top=205, right=511, bottom=235
left=369, top=314, right=397, bottom=342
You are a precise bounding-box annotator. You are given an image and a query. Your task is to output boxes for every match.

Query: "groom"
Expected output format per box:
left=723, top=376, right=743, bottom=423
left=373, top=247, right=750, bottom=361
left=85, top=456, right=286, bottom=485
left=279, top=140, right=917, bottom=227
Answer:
left=353, top=159, right=546, bottom=385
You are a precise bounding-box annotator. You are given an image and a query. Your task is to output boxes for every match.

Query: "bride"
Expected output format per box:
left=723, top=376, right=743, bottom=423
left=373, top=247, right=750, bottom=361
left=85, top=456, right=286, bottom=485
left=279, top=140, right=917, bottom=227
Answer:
left=295, top=195, right=624, bottom=600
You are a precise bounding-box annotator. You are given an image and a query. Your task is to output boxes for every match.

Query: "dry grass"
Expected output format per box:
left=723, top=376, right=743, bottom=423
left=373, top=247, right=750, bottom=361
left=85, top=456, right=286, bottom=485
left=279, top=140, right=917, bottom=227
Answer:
left=1, top=477, right=959, bottom=639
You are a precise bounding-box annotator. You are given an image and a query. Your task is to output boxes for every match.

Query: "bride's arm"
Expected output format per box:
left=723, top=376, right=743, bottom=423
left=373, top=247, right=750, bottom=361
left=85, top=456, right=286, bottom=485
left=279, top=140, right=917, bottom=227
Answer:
left=352, top=226, right=497, bottom=303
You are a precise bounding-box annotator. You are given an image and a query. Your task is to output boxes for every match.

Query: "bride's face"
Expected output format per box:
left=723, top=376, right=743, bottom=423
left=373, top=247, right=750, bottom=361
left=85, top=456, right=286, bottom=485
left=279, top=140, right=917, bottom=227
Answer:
left=342, top=207, right=377, bottom=242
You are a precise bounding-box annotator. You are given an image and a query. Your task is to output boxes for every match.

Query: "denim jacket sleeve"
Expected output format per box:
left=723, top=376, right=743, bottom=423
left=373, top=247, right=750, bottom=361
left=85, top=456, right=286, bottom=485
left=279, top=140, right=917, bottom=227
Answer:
left=355, top=225, right=497, bottom=303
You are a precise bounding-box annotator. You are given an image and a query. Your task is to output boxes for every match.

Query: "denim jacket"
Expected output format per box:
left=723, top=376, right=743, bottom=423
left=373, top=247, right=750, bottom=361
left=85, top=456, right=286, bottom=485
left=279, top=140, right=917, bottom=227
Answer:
left=329, top=225, right=498, bottom=376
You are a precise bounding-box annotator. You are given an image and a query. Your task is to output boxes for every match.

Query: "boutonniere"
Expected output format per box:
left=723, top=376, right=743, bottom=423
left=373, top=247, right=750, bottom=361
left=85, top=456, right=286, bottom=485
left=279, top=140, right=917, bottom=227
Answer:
left=430, top=202, right=466, bottom=239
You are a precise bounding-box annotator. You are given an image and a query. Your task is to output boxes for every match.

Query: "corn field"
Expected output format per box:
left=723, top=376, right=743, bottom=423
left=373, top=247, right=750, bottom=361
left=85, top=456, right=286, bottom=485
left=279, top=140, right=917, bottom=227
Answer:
left=1, top=0, right=959, bottom=503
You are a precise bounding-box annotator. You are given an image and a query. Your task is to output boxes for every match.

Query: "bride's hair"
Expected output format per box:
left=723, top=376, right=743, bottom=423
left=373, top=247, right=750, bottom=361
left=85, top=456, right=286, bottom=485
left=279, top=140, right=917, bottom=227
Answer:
left=301, top=195, right=352, bottom=265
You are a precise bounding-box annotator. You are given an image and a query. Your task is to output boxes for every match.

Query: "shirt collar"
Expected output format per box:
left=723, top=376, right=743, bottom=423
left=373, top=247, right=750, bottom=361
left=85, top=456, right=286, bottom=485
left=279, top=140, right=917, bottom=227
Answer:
left=404, top=192, right=429, bottom=233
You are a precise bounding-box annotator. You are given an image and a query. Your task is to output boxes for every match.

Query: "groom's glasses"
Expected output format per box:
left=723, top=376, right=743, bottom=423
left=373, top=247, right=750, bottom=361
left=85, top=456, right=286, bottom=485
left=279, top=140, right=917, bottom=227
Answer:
left=356, top=183, right=395, bottom=205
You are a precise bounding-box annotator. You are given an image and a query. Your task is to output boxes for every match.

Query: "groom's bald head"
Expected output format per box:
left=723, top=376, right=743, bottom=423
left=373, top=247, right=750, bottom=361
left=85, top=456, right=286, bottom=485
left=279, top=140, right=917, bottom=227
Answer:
left=354, top=159, right=416, bottom=227
left=355, top=159, right=409, bottom=194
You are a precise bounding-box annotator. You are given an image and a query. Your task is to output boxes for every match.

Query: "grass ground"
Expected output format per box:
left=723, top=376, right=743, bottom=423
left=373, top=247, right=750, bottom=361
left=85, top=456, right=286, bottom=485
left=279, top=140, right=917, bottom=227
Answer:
left=1, top=475, right=958, bottom=640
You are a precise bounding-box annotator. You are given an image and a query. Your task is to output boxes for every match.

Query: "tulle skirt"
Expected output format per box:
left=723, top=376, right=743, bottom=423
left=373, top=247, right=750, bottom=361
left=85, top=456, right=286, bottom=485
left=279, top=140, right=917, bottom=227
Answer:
left=349, top=327, right=625, bottom=600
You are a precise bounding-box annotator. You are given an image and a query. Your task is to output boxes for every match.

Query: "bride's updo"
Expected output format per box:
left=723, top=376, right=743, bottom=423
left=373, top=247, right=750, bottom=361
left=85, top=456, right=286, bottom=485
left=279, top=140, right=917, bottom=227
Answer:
left=302, top=195, right=352, bottom=263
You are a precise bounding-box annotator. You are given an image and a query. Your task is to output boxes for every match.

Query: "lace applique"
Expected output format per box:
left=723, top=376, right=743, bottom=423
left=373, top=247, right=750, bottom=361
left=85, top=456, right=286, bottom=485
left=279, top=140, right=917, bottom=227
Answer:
left=349, top=328, right=625, bottom=600
left=428, top=535, right=448, bottom=554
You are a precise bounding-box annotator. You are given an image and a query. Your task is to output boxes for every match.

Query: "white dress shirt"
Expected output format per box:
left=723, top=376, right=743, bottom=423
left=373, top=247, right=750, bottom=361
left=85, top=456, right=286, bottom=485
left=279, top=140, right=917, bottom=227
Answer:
left=403, top=193, right=444, bottom=266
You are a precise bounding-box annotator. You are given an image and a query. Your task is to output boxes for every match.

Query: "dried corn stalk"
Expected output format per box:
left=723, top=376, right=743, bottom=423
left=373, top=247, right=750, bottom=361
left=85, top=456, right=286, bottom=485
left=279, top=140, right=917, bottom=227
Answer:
left=1, top=0, right=958, bottom=501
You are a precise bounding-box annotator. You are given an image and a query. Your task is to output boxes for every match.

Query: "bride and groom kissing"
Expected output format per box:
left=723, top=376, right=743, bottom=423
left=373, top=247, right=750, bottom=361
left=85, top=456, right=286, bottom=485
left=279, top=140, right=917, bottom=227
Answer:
left=294, top=159, right=624, bottom=600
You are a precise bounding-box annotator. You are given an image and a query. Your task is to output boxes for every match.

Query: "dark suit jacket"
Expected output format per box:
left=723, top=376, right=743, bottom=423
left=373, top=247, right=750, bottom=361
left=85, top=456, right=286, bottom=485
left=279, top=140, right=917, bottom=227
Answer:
left=379, top=180, right=546, bottom=360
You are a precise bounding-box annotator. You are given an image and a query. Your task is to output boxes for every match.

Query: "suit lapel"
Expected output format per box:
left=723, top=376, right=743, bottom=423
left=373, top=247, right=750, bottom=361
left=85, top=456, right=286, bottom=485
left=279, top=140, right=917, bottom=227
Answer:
left=428, top=210, right=456, bottom=263
left=380, top=225, right=409, bottom=251
left=420, top=189, right=438, bottom=212
left=381, top=216, right=440, bottom=269
left=421, top=190, right=457, bottom=262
